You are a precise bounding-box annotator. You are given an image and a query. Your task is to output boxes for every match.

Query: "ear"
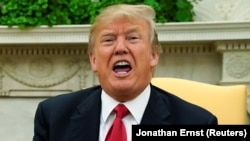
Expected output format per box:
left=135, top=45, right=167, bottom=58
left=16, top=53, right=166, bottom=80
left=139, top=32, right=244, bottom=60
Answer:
left=89, top=53, right=97, bottom=72
left=150, top=51, right=160, bottom=67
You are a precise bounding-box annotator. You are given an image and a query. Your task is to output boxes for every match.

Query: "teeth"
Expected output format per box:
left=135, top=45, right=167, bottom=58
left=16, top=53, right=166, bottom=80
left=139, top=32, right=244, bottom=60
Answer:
left=115, top=61, right=129, bottom=66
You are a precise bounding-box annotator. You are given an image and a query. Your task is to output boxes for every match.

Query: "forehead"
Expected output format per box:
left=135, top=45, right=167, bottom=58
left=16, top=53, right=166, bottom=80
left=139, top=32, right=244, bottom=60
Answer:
left=99, top=17, right=149, bottom=34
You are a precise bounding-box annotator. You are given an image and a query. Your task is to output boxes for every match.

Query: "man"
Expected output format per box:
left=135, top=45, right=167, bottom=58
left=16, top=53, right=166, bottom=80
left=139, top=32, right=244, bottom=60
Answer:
left=33, top=4, right=217, bottom=141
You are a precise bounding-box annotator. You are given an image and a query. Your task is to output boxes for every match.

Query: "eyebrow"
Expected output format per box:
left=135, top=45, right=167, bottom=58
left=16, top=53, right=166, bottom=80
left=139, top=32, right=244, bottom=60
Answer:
left=99, top=30, right=116, bottom=37
left=99, top=25, right=142, bottom=37
left=124, top=25, right=141, bottom=34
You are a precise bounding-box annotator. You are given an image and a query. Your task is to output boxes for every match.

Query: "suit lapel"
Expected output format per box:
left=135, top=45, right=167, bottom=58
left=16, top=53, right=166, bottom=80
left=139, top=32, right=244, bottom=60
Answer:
left=68, top=85, right=172, bottom=140
left=140, top=85, right=171, bottom=125
left=70, top=88, right=102, bottom=141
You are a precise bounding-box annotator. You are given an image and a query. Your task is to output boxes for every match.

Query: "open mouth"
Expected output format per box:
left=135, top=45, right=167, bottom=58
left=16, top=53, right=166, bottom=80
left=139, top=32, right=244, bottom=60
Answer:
left=113, top=61, right=132, bottom=75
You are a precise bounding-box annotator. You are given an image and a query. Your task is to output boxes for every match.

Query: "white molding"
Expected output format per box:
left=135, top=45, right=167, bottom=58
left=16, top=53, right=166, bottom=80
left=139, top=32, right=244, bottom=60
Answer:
left=0, top=25, right=90, bottom=44
left=156, top=21, right=250, bottom=42
left=0, top=21, right=250, bottom=44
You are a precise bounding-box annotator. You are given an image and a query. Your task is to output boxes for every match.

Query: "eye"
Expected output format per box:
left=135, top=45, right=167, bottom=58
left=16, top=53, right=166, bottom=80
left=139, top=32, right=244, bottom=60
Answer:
left=102, top=37, right=115, bottom=45
left=127, top=34, right=140, bottom=43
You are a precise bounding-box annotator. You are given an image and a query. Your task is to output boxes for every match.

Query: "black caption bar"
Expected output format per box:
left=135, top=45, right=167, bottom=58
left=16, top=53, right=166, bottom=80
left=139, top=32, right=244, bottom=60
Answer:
left=132, top=125, right=250, bottom=140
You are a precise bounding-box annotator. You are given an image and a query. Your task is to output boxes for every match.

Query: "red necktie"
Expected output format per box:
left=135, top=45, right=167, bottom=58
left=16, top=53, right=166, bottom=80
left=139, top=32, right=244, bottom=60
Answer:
left=105, top=104, right=129, bottom=141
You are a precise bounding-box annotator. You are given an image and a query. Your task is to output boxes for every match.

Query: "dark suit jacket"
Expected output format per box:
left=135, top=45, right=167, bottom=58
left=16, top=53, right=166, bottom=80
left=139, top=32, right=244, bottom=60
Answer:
left=33, top=84, right=217, bottom=141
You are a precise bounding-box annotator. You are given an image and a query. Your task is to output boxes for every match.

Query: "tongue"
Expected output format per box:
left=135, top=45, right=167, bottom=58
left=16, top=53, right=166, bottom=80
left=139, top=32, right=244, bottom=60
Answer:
left=114, top=67, right=130, bottom=73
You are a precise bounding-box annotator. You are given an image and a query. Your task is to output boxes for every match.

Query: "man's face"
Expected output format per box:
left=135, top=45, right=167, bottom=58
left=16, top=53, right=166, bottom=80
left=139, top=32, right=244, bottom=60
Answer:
left=89, top=17, right=159, bottom=101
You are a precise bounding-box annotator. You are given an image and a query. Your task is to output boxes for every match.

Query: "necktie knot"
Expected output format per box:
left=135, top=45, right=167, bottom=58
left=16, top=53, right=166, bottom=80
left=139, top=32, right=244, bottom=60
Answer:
left=114, top=104, right=129, bottom=118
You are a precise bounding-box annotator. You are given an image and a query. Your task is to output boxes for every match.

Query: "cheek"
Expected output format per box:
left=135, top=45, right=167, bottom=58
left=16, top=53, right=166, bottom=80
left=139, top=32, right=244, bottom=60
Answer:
left=90, top=48, right=112, bottom=70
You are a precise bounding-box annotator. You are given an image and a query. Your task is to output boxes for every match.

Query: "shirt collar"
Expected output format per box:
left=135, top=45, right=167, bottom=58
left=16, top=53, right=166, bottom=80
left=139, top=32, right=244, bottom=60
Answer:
left=101, top=84, right=151, bottom=124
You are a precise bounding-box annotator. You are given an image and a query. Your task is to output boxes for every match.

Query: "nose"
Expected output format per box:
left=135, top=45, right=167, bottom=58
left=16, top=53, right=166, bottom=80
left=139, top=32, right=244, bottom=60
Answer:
left=114, top=38, right=128, bottom=55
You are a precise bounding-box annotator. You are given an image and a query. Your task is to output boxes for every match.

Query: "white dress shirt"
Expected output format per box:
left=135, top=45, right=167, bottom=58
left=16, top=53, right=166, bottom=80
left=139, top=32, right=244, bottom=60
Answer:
left=99, top=84, right=151, bottom=141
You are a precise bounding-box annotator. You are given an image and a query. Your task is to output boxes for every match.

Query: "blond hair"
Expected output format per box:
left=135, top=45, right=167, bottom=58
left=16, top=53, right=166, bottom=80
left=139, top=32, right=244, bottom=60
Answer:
left=88, top=4, right=161, bottom=54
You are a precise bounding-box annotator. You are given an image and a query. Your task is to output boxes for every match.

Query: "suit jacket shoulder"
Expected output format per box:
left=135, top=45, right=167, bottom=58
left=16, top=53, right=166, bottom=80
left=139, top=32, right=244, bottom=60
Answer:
left=33, top=86, right=102, bottom=141
left=141, top=84, right=218, bottom=125
left=39, top=85, right=102, bottom=114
